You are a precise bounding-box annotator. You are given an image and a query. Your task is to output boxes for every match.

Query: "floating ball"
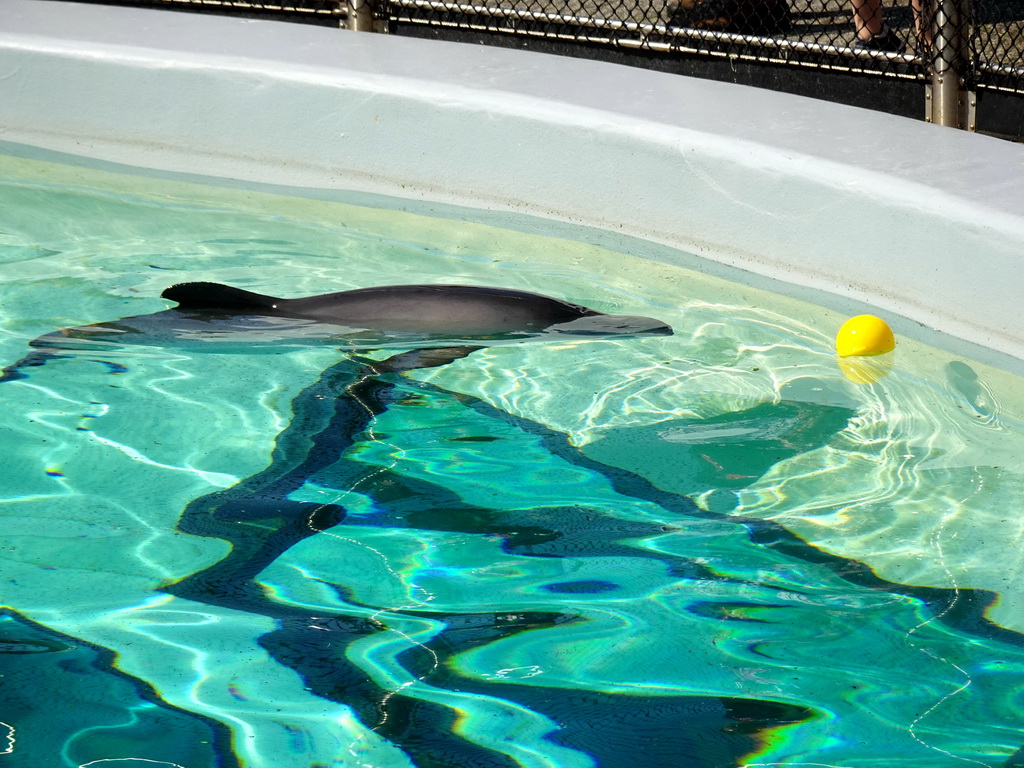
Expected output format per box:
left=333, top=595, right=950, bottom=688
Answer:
left=835, top=315, right=895, bottom=358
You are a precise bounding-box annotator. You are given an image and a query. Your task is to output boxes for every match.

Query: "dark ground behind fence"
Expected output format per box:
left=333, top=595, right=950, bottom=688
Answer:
left=61, top=0, right=1024, bottom=139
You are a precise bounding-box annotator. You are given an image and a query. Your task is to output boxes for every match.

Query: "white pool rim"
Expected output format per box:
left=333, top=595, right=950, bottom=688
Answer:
left=2, top=0, right=1023, bottom=370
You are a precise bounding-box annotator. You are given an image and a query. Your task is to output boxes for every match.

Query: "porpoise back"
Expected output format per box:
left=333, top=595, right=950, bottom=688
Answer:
left=160, top=282, right=664, bottom=337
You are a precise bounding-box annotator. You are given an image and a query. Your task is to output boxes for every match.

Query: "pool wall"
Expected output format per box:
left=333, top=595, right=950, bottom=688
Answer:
left=3, top=0, right=1024, bottom=367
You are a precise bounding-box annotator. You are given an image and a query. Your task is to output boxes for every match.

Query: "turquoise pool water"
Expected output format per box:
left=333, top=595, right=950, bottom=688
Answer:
left=1, top=150, right=1024, bottom=768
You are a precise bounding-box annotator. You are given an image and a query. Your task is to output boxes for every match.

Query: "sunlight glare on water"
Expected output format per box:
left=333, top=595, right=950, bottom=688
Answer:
left=1, top=149, right=1024, bottom=768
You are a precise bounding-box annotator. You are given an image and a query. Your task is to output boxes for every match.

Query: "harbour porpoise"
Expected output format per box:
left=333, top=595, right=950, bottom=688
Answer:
left=1, top=282, right=672, bottom=380
left=161, top=281, right=672, bottom=338
left=1, top=282, right=672, bottom=381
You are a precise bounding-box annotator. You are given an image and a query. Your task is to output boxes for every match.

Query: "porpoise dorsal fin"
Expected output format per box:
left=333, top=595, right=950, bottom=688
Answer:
left=161, top=282, right=282, bottom=311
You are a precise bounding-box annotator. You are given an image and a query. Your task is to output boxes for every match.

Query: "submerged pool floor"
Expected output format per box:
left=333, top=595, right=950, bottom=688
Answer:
left=1, top=150, right=1024, bottom=768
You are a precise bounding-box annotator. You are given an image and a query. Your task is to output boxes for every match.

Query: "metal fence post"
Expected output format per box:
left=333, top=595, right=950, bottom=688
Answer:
left=927, top=0, right=975, bottom=129
left=345, top=0, right=375, bottom=30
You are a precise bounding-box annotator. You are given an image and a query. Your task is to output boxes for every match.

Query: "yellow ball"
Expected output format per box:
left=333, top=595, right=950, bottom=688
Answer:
left=835, top=315, right=895, bottom=358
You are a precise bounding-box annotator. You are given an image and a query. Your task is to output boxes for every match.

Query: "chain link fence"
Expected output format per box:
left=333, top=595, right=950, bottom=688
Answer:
left=392, top=0, right=919, bottom=75
left=975, top=0, right=1024, bottom=91
left=62, top=0, right=1024, bottom=127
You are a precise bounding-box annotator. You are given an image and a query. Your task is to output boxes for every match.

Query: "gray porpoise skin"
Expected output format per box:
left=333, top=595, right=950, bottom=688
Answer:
left=159, top=282, right=673, bottom=338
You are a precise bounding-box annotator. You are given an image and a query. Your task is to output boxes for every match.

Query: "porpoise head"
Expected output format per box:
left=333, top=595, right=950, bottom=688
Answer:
left=548, top=313, right=674, bottom=337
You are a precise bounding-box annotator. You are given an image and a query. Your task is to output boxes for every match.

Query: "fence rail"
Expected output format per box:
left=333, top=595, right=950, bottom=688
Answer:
left=64, top=0, right=1024, bottom=133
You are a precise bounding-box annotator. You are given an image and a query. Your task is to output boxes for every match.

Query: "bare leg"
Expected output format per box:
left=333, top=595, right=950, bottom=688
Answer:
left=913, top=0, right=932, bottom=48
left=852, top=0, right=885, bottom=40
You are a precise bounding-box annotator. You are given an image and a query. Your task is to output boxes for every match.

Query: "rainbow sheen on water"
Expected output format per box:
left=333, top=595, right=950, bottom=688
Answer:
left=2, top=149, right=1024, bottom=768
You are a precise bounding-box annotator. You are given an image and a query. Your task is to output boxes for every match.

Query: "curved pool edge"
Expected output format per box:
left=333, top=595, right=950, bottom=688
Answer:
left=2, top=0, right=1024, bottom=369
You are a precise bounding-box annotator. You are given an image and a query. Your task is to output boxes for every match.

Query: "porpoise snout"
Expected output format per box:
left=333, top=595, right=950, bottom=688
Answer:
left=550, top=314, right=673, bottom=337
left=610, top=315, right=674, bottom=335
